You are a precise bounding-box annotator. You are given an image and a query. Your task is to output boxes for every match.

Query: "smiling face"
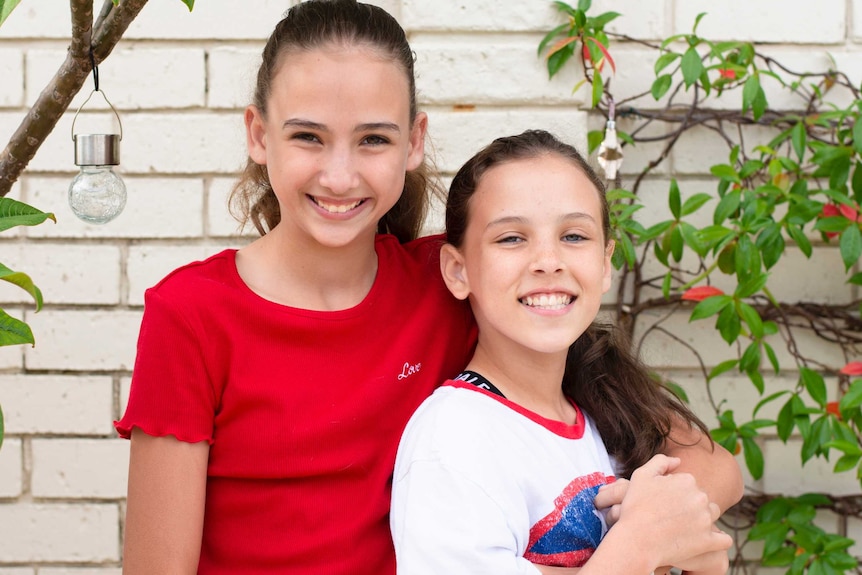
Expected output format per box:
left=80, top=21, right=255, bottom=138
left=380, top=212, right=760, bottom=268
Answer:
left=244, top=44, right=426, bottom=250
left=441, top=153, right=614, bottom=362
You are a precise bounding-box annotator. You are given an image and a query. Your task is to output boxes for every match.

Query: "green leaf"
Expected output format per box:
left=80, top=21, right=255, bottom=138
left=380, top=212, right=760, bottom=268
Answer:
left=787, top=224, right=813, bottom=258
left=756, top=222, right=785, bottom=270
left=777, top=397, right=796, bottom=441
left=708, top=359, right=739, bottom=380
left=710, top=164, right=741, bottom=184
left=661, top=271, right=672, bottom=300
left=791, top=121, right=807, bottom=161
left=742, top=74, right=760, bottom=115
left=654, top=52, right=680, bottom=74
left=587, top=130, right=604, bottom=154
left=742, top=436, right=764, bottom=479
left=681, top=47, right=703, bottom=89
left=735, top=271, right=769, bottom=299
left=764, top=342, right=780, bottom=374
left=854, top=111, right=862, bottom=154
left=717, top=303, right=741, bottom=344
left=591, top=72, right=604, bottom=108
left=0, top=197, right=56, bottom=232
left=180, top=0, right=195, bottom=10
left=852, top=161, right=862, bottom=205
left=839, top=379, right=862, bottom=412
left=754, top=391, right=789, bottom=417
left=738, top=302, right=764, bottom=338
left=690, top=295, right=733, bottom=321
left=681, top=193, right=712, bottom=216
left=800, top=368, right=827, bottom=407
left=670, top=224, right=684, bottom=262
left=839, top=225, right=862, bottom=270
left=538, top=23, right=570, bottom=57
left=740, top=341, right=761, bottom=372
left=651, top=74, right=672, bottom=100
left=735, top=234, right=761, bottom=279
left=0, top=263, right=43, bottom=310
left=0, top=308, right=34, bottom=347
left=668, top=179, right=681, bottom=219
left=0, top=0, right=21, bottom=28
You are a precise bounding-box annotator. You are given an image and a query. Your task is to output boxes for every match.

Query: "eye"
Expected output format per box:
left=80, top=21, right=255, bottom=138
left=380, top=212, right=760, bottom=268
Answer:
left=362, top=134, right=391, bottom=146
left=291, top=132, right=321, bottom=144
left=563, top=233, right=586, bottom=243
left=496, top=235, right=524, bottom=245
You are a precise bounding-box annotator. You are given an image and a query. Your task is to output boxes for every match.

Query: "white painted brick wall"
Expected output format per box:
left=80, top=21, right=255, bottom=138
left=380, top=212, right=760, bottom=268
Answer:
left=0, top=0, right=856, bottom=571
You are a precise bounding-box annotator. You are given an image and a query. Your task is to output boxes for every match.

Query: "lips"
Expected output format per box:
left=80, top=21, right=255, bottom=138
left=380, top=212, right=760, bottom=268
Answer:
left=519, top=293, right=575, bottom=310
left=310, top=196, right=366, bottom=214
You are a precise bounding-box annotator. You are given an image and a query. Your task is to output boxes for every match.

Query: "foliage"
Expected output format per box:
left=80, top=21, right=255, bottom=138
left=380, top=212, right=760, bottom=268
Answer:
left=0, top=197, right=54, bottom=449
left=541, top=1, right=862, bottom=573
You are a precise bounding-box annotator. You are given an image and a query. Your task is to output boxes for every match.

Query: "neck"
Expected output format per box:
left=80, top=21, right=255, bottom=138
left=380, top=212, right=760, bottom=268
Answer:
left=465, top=339, right=574, bottom=424
left=237, top=225, right=379, bottom=311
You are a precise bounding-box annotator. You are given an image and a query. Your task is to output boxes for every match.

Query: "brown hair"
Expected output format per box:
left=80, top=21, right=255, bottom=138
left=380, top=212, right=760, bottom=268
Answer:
left=230, top=0, right=442, bottom=242
left=446, top=129, right=710, bottom=478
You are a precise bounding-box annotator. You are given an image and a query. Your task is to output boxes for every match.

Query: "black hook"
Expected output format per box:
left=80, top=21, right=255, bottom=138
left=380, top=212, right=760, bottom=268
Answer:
left=89, top=47, right=99, bottom=92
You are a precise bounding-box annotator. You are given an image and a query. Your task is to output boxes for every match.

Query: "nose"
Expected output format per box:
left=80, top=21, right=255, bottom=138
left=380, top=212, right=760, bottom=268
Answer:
left=318, top=146, right=360, bottom=195
left=529, top=238, right=565, bottom=274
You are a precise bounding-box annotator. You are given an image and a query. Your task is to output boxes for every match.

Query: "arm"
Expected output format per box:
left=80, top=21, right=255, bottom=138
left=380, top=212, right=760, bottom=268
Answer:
left=663, top=417, right=744, bottom=513
left=122, top=429, right=209, bottom=575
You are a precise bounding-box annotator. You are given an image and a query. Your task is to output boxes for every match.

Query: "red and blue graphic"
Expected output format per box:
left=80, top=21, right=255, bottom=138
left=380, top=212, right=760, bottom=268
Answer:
left=524, top=472, right=614, bottom=567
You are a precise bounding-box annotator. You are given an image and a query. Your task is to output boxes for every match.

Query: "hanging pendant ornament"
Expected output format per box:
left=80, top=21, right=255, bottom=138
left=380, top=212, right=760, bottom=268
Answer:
left=68, top=53, right=127, bottom=224
left=596, top=99, right=624, bottom=185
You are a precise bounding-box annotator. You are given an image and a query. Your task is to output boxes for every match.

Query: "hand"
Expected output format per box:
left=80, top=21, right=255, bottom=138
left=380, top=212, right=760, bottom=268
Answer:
left=613, top=454, right=733, bottom=571
left=594, top=477, right=628, bottom=526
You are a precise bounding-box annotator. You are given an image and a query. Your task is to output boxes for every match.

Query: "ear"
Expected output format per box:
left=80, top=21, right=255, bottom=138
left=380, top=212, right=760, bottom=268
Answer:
left=602, top=240, right=615, bottom=293
left=405, top=112, right=428, bottom=171
left=440, top=243, right=470, bottom=300
left=245, top=105, right=268, bottom=165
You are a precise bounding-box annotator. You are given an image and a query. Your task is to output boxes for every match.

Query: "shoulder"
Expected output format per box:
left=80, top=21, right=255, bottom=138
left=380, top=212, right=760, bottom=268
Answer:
left=397, top=385, right=509, bottom=466
left=376, top=233, right=446, bottom=269
left=147, top=249, right=237, bottom=298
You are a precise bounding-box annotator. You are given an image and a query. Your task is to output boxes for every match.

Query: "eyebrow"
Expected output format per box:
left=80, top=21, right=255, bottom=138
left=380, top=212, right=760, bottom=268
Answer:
left=282, top=118, right=401, bottom=133
left=485, top=212, right=598, bottom=230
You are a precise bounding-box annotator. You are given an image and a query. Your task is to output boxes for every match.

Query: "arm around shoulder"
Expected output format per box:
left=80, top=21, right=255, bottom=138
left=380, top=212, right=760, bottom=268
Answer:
left=662, top=417, right=744, bottom=513
left=123, top=428, right=209, bottom=575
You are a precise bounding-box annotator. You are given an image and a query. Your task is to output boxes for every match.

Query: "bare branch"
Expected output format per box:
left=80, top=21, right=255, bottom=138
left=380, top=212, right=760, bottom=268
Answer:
left=0, top=0, right=149, bottom=197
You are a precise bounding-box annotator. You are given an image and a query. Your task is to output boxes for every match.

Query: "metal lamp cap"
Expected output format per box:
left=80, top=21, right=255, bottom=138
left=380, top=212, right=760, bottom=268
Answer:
left=74, top=133, right=120, bottom=166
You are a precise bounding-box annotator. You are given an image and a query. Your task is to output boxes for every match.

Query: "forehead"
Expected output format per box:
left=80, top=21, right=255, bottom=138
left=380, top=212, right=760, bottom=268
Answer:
left=471, top=154, right=603, bottom=217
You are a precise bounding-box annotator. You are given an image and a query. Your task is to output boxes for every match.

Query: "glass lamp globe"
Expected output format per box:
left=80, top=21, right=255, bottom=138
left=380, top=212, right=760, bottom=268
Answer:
left=69, top=133, right=127, bottom=224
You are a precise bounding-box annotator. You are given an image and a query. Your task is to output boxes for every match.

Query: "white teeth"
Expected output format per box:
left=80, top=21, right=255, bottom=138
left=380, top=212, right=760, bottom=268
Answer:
left=520, top=294, right=573, bottom=309
left=314, top=198, right=363, bottom=213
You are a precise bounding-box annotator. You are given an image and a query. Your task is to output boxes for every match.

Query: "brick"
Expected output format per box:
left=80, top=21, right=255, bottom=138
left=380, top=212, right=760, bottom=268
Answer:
left=0, top=48, right=24, bottom=107
left=0, top=503, right=119, bottom=562
left=767, top=246, right=853, bottom=305
left=0, top=569, right=34, bottom=575
left=0, top=438, right=23, bottom=497
left=26, top=176, right=204, bottom=239
left=120, top=376, right=131, bottom=417
left=414, top=39, right=584, bottom=106
left=0, top=375, right=112, bottom=435
left=0, top=4, right=68, bottom=38
left=855, top=0, right=862, bottom=40
left=0, top=243, right=120, bottom=305
left=26, top=48, right=206, bottom=110
left=127, top=245, right=240, bottom=306
left=41, top=570, right=122, bottom=575
left=22, top=310, right=141, bottom=371
left=207, top=47, right=261, bottom=110
left=208, top=176, right=258, bottom=239
left=403, top=1, right=558, bottom=31
left=761, top=437, right=860, bottom=495
left=675, top=0, right=845, bottom=44
left=123, top=0, right=288, bottom=40
left=671, top=124, right=777, bottom=175
left=427, top=109, right=589, bottom=174
left=32, top=439, right=129, bottom=498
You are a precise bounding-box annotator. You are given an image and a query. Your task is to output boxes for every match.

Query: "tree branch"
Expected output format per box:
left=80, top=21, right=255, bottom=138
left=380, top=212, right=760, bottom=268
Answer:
left=0, top=0, right=148, bottom=198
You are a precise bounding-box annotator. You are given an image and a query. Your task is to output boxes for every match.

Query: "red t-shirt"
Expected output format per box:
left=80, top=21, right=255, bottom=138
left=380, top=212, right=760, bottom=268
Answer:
left=116, top=234, right=476, bottom=574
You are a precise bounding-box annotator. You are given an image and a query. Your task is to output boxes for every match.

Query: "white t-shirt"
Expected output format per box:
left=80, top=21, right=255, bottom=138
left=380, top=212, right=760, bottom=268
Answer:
left=391, top=379, right=617, bottom=575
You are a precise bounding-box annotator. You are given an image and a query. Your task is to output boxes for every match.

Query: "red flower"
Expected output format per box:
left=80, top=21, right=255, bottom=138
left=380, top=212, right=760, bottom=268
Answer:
left=718, top=68, right=736, bottom=79
left=820, top=203, right=841, bottom=239
left=839, top=203, right=860, bottom=221
left=682, top=286, right=725, bottom=302
left=826, top=401, right=842, bottom=419
left=840, top=361, right=862, bottom=376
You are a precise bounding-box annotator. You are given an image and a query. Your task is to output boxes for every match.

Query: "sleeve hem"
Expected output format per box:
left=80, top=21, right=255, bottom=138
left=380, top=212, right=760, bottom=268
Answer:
left=113, top=420, right=214, bottom=445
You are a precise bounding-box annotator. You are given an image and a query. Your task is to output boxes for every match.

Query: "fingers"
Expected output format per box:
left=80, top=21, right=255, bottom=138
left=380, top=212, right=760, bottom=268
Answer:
left=595, top=478, right=627, bottom=509
left=631, top=454, right=681, bottom=479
